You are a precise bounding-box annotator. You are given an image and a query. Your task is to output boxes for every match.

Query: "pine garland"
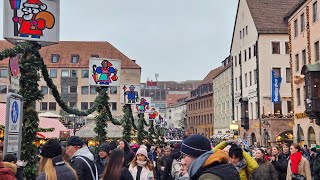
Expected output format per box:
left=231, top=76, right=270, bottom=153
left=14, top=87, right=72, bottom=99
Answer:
left=0, top=42, right=32, bottom=60
left=147, top=120, right=155, bottom=144
left=137, top=113, right=146, bottom=144
left=122, top=104, right=133, bottom=142
left=94, top=87, right=108, bottom=144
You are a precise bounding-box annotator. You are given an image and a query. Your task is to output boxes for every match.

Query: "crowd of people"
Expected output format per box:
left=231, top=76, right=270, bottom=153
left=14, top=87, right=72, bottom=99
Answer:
left=0, top=135, right=319, bottom=179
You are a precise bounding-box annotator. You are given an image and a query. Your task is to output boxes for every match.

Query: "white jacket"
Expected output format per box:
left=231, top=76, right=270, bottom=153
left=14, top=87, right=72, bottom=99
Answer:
left=129, top=164, right=153, bottom=180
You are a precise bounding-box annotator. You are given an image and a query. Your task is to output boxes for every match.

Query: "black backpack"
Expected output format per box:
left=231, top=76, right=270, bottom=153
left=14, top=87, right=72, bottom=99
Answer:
left=191, top=163, right=240, bottom=180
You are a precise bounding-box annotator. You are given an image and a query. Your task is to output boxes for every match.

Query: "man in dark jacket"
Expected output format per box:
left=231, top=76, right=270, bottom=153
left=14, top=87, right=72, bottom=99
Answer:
left=313, top=152, right=320, bottom=180
left=95, top=143, right=110, bottom=176
left=66, top=136, right=98, bottom=180
left=158, top=146, right=171, bottom=179
left=163, top=143, right=181, bottom=180
left=119, top=140, right=134, bottom=168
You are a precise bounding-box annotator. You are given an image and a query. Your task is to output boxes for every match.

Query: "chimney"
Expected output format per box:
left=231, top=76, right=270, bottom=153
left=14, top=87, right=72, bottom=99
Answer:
left=132, top=59, right=136, bottom=63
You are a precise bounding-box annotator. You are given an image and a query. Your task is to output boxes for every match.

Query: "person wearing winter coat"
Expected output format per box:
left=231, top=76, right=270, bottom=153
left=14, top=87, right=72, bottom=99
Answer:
left=95, top=143, right=110, bottom=176
left=313, top=152, right=320, bottom=180
left=3, top=154, right=23, bottom=180
left=158, top=146, right=171, bottom=180
left=286, top=144, right=312, bottom=180
left=119, top=140, right=135, bottom=168
left=0, top=162, right=16, bottom=180
left=252, top=148, right=278, bottom=180
left=271, top=144, right=289, bottom=180
left=129, top=148, right=154, bottom=180
left=102, top=149, right=133, bottom=180
left=66, top=136, right=98, bottom=180
left=163, top=144, right=181, bottom=180
left=37, top=139, right=77, bottom=180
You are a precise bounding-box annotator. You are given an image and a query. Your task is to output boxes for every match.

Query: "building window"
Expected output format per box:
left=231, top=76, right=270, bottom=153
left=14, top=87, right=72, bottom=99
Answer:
left=41, top=86, right=48, bottom=95
left=91, top=54, right=99, bottom=58
left=302, top=49, right=307, bottom=66
left=49, top=102, right=56, bottom=111
left=82, top=70, right=89, bottom=78
left=274, top=102, right=282, bottom=115
left=50, top=69, right=57, bottom=78
left=250, top=102, right=254, bottom=119
left=240, top=30, right=242, bottom=39
left=287, top=101, right=292, bottom=113
left=286, top=68, right=292, bottom=83
left=315, top=41, right=320, bottom=62
left=81, top=86, right=89, bottom=94
left=235, top=77, right=238, bottom=91
left=249, top=47, right=251, bottom=59
left=110, top=87, right=117, bottom=94
left=70, top=70, right=77, bottom=77
left=285, top=42, right=289, bottom=54
left=244, top=50, right=247, bottom=61
left=51, top=54, right=60, bottom=63
left=245, top=73, right=248, bottom=87
left=70, top=86, right=77, bottom=93
left=253, top=44, right=257, bottom=57
left=294, top=19, right=298, bottom=37
left=239, top=52, right=241, bottom=64
left=273, top=68, right=281, bottom=78
left=301, top=13, right=305, bottom=32
left=40, top=102, right=48, bottom=111
left=90, top=86, right=97, bottom=94
left=249, top=71, right=252, bottom=86
left=61, top=70, right=69, bottom=77
left=111, top=102, right=117, bottom=111
left=272, top=42, right=280, bottom=54
left=69, top=102, right=76, bottom=108
left=0, top=69, right=8, bottom=78
left=295, top=54, right=300, bottom=72
left=313, top=1, right=318, bottom=22
left=0, top=85, right=7, bottom=94
left=242, top=28, right=245, bottom=38
left=245, top=25, right=248, bottom=35
left=254, top=69, right=257, bottom=84
left=210, top=99, right=212, bottom=107
left=81, top=102, right=89, bottom=110
left=71, top=55, right=79, bottom=63
left=90, top=102, right=94, bottom=108
left=234, top=56, right=237, bottom=66
left=297, top=88, right=301, bottom=106
left=61, top=86, right=68, bottom=94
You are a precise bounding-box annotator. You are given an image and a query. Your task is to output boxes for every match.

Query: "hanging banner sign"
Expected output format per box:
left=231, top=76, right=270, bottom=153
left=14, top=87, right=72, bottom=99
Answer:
left=271, top=70, right=282, bottom=103
left=89, top=58, right=121, bottom=87
left=135, top=97, right=151, bottom=113
left=121, top=84, right=140, bottom=104
left=148, top=107, right=159, bottom=121
left=3, top=0, right=60, bottom=46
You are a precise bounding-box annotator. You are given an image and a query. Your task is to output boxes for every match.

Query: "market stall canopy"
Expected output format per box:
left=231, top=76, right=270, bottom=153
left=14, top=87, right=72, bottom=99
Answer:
left=0, top=103, right=68, bottom=138
left=38, top=112, right=62, bottom=118
left=75, top=121, right=123, bottom=138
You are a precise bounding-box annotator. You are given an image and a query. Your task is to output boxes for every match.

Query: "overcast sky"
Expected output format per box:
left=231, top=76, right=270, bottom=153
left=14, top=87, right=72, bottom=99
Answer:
left=0, top=1, right=238, bottom=82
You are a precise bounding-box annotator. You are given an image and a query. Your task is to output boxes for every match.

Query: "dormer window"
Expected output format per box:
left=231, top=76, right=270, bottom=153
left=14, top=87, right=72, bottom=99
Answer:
left=51, top=54, right=60, bottom=63
left=71, top=55, right=79, bottom=63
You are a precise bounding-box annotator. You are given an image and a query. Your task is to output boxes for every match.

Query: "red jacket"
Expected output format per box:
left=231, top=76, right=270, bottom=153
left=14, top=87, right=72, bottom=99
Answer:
left=0, top=162, right=16, bottom=180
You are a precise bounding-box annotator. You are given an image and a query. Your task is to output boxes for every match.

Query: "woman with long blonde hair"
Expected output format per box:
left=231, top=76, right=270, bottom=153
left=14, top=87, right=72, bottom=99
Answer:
left=37, top=139, right=77, bottom=180
left=129, top=148, right=154, bottom=180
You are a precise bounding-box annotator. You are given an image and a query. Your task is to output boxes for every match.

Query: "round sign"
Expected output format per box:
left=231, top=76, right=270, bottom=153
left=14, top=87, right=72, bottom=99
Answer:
left=11, top=101, right=19, bottom=124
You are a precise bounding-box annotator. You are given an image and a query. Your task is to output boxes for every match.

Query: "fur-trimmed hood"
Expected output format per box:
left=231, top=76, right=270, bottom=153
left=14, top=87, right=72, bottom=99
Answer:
left=2, top=162, right=17, bottom=174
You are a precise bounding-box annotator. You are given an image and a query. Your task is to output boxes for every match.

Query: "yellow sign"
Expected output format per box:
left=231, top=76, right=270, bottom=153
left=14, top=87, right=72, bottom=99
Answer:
left=295, top=112, right=307, bottom=119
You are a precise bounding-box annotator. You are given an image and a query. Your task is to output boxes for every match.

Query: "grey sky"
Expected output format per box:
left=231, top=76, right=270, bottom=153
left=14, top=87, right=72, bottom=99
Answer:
left=0, top=1, right=238, bottom=82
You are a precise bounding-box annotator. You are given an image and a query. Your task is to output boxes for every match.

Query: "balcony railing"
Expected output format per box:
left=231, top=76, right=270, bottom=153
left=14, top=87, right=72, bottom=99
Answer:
left=60, top=77, right=78, bottom=86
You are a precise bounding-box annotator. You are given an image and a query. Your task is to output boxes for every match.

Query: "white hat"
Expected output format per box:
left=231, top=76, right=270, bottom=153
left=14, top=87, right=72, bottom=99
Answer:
left=136, top=148, right=148, bottom=158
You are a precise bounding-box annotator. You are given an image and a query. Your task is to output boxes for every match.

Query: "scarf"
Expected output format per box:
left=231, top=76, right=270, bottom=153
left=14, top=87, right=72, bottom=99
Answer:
left=290, top=151, right=302, bottom=174
left=234, top=159, right=247, bottom=172
left=137, top=160, right=147, bottom=167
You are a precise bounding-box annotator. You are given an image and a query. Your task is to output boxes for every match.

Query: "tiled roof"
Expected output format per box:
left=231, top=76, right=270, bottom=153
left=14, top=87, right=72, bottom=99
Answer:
left=0, top=40, right=140, bottom=69
left=246, top=0, right=299, bottom=34
left=201, top=66, right=223, bottom=84
left=166, top=94, right=190, bottom=107
left=284, top=0, right=307, bottom=20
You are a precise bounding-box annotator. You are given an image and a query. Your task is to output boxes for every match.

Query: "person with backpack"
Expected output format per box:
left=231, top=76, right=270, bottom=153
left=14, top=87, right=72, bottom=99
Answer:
left=66, top=136, right=98, bottom=180
left=37, top=139, right=77, bottom=180
left=181, top=135, right=240, bottom=180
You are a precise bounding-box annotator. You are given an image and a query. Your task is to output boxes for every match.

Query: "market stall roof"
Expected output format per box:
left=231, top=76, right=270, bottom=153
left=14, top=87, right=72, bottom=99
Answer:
left=0, top=103, right=69, bottom=138
left=76, top=121, right=123, bottom=138
left=38, top=112, right=62, bottom=118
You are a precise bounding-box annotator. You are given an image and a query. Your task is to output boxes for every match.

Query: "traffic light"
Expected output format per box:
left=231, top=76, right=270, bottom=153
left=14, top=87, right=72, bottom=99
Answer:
left=239, top=97, right=249, bottom=130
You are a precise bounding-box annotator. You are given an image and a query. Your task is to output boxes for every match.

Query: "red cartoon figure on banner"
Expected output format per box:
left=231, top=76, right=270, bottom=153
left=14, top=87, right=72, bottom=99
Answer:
left=92, top=60, right=118, bottom=85
left=148, top=107, right=158, bottom=121
left=11, top=0, right=55, bottom=38
left=136, top=98, right=149, bottom=113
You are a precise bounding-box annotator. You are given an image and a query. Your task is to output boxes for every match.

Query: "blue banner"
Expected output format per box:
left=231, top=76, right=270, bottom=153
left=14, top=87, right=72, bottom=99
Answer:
left=271, top=70, right=282, bottom=102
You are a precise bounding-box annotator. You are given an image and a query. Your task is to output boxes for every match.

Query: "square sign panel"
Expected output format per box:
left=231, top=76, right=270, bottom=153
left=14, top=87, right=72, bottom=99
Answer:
left=89, top=58, right=121, bottom=87
left=134, top=97, right=151, bottom=113
left=120, top=84, right=141, bottom=104
left=3, top=0, right=60, bottom=46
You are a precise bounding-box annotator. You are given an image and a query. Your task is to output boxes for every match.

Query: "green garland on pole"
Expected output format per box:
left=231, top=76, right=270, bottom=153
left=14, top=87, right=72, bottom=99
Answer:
left=122, top=104, right=133, bottom=142
left=137, top=113, right=147, bottom=144
left=156, top=125, right=161, bottom=146
left=94, top=87, right=109, bottom=145
left=147, top=120, right=155, bottom=144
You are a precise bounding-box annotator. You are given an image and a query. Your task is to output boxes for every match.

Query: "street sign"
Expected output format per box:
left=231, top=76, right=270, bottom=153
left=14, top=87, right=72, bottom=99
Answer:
left=4, top=93, right=23, bottom=160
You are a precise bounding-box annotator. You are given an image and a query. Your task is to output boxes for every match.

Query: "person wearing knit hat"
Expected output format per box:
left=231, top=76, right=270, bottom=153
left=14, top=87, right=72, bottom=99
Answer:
left=180, top=134, right=211, bottom=168
left=129, top=148, right=154, bottom=180
left=95, top=143, right=110, bottom=176
left=37, top=139, right=77, bottom=180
